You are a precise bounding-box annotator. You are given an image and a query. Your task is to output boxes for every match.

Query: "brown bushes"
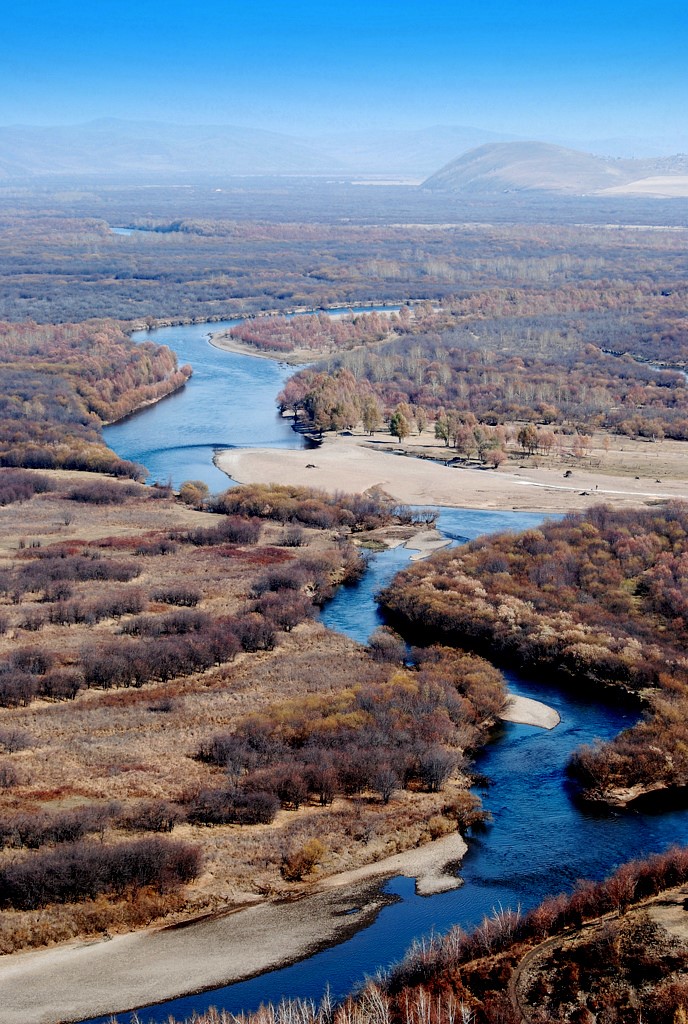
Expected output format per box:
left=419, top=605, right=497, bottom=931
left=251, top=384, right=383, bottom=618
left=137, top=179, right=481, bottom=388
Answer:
left=0, top=805, right=110, bottom=850
left=0, top=469, right=54, bottom=505
left=0, top=836, right=202, bottom=909
left=211, top=484, right=395, bottom=532
left=65, top=480, right=145, bottom=504
left=180, top=515, right=262, bottom=547
left=184, top=788, right=279, bottom=826
left=117, top=800, right=182, bottom=833
left=194, top=647, right=505, bottom=813
left=151, top=586, right=201, bottom=607
left=380, top=503, right=688, bottom=800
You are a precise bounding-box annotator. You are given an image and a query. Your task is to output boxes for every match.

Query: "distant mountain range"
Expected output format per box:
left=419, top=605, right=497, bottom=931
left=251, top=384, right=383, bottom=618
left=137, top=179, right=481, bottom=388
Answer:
left=0, top=122, right=686, bottom=192
left=422, top=142, right=688, bottom=197
left=0, top=119, right=519, bottom=180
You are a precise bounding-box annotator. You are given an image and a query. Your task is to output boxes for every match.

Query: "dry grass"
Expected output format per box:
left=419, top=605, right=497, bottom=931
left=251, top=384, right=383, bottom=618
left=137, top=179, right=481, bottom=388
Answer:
left=0, top=472, right=475, bottom=953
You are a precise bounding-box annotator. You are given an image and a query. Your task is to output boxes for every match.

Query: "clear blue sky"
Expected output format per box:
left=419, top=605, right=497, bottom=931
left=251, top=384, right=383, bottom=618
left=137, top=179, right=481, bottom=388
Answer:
left=2, top=0, right=686, bottom=144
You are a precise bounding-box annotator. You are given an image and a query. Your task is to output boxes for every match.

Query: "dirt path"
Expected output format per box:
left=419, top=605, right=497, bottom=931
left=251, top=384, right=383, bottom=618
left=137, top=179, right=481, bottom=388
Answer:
left=508, top=884, right=688, bottom=1023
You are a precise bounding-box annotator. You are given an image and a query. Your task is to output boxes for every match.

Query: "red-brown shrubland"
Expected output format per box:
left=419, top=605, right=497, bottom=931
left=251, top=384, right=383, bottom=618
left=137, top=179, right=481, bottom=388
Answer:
left=381, top=502, right=688, bottom=803
left=0, top=475, right=502, bottom=952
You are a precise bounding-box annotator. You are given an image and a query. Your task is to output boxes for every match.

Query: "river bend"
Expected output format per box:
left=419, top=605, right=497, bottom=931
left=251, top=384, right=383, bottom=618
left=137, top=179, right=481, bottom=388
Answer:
left=90, top=319, right=688, bottom=1024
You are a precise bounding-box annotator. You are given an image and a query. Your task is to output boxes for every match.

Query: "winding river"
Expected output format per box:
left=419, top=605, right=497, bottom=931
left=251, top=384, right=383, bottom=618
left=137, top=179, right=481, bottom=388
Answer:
left=93, top=320, right=688, bottom=1024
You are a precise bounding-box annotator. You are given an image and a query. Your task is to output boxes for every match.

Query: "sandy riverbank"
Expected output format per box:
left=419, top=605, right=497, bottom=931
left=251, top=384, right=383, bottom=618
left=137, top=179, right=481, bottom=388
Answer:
left=0, top=835, right=467, bottom=1024
left=209, top=331, right=312, bottom=365
left=502, top=695, right=561, bottom=730
left=215, top=434, right=688, bottom=514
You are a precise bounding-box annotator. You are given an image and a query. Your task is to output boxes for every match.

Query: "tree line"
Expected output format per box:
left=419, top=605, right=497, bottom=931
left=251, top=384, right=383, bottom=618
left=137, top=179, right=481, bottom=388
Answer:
left=0, top=319, right=190, bottom=476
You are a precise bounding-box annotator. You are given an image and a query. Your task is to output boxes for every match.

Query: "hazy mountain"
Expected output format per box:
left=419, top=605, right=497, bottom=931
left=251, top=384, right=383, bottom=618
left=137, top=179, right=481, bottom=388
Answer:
left=422, top=142, right=688, bottom=195
left=303, top=125, right=520, bottom=177
left=0, top=119, right=347, bottom=178
left=1, top=121, right=685, bottom=183
left=0, top=119, right=523, bottom=179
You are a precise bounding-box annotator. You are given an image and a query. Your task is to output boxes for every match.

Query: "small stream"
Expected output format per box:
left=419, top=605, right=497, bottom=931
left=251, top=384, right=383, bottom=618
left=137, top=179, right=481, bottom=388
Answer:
left=88, top=320, right=688, bottom=1024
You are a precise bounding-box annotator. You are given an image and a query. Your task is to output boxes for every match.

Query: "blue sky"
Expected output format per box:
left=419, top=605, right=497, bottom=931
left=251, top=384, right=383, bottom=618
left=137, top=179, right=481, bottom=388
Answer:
left=2, top=0, right=686, bottom=145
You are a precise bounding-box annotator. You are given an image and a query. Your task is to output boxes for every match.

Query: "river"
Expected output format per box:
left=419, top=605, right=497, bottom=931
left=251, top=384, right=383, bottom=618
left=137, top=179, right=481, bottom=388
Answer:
left=91, top=319, right=688, bottom=1024
left=103, top=308, right=397, bottom=492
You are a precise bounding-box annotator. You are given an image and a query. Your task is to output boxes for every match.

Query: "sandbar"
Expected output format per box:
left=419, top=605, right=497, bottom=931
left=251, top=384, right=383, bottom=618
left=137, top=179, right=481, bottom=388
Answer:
left=215, top=435, right=688, bottom=514
left=502, top=695, right=560, bottom=730
left=0, top=834, right=466, bottom=1024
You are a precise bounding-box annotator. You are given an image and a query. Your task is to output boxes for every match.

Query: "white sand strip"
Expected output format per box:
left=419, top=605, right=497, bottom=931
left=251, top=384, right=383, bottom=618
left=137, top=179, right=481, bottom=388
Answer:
left=215, top=439, right=688, bottom=514
left=0, top=835, right=466, bottom=1024
left=501, top=694, right=560, bottom=730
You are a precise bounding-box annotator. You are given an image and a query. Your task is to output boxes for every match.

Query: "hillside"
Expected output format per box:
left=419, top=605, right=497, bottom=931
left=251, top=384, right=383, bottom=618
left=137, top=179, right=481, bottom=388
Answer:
left=0, top=120, right=519, bottom=180
left=4, top=121, right=686, bottom=183
left=423, top=141, right=688, bottom=195
left=0, top=119, right=343, bottom=179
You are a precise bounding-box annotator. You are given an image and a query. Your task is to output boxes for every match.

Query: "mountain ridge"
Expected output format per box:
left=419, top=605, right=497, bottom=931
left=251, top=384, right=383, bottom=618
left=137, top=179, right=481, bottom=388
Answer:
left=422, top=141, right=688, bottom=196
left=0, top=120, right=685, bottom=182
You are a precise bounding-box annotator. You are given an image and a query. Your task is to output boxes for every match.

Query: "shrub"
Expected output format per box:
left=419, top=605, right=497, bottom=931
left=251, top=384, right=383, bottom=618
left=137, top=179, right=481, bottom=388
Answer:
left=251, top=564, right=307, bottom=596
left=19, top=609, right=46, bottom=631
left=367, top=627, right=406, bottom=664
left=37, top=669, right=83, bottom=700
left=253, top=591, right=314, bottom=632
left=233, top=613, right=276, bottom=652
left=184, top=788, right=279, bottom=826
left=65, top=481, right=143, bottom=504
left=0, top=762, right=19, bottom=789
left=280, top=525, right=307, bottom=547
left=118, top=800, right=182, bottom=833
left=182, top=516, right=262, bottom=547
left=49, top=590, right=146, bottom=626
left=0, top=671, right=38, bottom=707
left=178, top=480, right=209, bottom=508
left=0, top=469, right=54, bottom=505
left=0, top=728, right=31, bottom=753
left=0, top=837, right=202, bottom=909
left=0, top=806, right=108, bottom=850
left=10, top=646, right=54, bottom=675
left=281, top=839, right=326, bottom=881
left=151, top=587, right=201, bottom=607
left=120, top=610, right=210, bottom=637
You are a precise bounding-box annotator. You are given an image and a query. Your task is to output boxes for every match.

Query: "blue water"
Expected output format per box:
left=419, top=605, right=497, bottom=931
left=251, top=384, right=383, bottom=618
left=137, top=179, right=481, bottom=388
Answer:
left=104, top=308, right=397, bottom=491
left=88, top=650, right=674, bottom=1024
left=320, top=508, right=550, bottom=644
left=88, top=321, right=688, bottom=1024
left=103, top=320, right=304, bottom=491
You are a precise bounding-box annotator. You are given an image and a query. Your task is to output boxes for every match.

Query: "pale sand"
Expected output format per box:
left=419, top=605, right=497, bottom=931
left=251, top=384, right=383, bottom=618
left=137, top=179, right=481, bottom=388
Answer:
left=404, top=527, right=452, bottom=560
left=318, top=831, right=467, bottom=897
left=502, top=695, right=560, bottom=730
left=215, top=436, right=688, bottom=514
left=0, top=836, right=466, bottom=1024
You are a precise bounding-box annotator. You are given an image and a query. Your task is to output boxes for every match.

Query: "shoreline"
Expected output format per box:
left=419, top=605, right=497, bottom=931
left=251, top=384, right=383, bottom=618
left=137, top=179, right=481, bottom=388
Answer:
left=215, top=434, right=688, bottom=515
left=0, top=834, right=467, bottom=1024
left=207, top=302, right=403, bottom=365
left=126, top=300, right=406, bottom=338
left=0, top=687, right=559, bottom=1024
left=208, top=331, right=313, bottom=365
left=101, top=369, right=193, bottom=427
